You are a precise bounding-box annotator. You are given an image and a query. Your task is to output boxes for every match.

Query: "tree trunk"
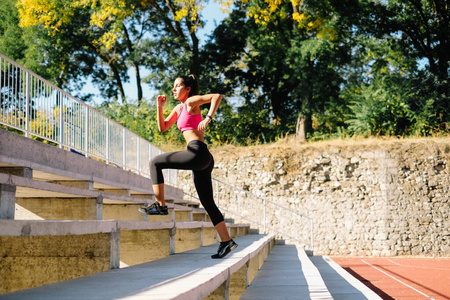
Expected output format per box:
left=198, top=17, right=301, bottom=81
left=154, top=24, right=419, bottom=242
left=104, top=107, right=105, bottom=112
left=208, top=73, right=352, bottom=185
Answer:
left=296, top=113, right=312, bottom=141
left=134, top=64, right=143, bottom=105
left=296, top=114, right=306, bottom=141
left=123, top=25, right=143, bottom=105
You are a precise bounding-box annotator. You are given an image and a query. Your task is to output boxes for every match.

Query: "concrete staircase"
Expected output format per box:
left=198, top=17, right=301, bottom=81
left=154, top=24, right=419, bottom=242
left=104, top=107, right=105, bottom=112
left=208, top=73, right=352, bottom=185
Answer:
left=0, top=128, right=378, bottom=299
left=0, top=128, right=269, bottom=299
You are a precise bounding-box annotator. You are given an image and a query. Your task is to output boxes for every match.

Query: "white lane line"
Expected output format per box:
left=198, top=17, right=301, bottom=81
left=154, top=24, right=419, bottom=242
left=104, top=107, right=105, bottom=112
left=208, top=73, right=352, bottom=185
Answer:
left=361, top=259, right=435, bottom=300
left=387, top=259, right=401, bottom=266
left=387, top=259, right=450, bottom=271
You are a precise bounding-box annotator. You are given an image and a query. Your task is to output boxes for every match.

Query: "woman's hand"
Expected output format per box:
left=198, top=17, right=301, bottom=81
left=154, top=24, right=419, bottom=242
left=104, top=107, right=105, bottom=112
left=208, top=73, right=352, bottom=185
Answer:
left=197, top=117, right=211, bottom=131
left=157, top=95, right=167, bottom=107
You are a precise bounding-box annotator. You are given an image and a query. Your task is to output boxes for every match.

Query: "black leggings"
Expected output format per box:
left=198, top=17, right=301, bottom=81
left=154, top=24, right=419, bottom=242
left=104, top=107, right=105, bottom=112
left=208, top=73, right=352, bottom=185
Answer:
left=149, top=140, right=224, bottom=226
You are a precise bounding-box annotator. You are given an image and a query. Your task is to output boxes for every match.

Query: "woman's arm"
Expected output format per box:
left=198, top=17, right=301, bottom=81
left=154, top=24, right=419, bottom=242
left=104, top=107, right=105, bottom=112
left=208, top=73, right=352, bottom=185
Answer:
left=187, top=94, right=222, bottom=131
left=187, top=94, right=222, bottom=117
left=156, top=95, right=180, bottom=132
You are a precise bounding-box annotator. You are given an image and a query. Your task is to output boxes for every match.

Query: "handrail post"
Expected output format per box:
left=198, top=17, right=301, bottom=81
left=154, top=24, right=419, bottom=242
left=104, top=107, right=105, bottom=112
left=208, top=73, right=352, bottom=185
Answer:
left=84, top=106, right=89, bottom=157
left=122, top=128, right=126, bottom=169
left=263, top=198, right=266, bottom=234
left=58, top=92, right=64, bottom=148
left=137, top=137, right=140, bottom=175
left=25, top=72, right=30, bottom=138
left=106, top=119, right=110, bottom=164
left=310, top=218, right=314, bottom=252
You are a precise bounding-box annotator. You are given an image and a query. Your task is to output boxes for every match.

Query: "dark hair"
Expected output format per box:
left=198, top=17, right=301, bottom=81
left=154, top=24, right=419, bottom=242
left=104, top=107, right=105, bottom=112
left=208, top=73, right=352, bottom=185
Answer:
left=178, top=74, right=199, bottom=97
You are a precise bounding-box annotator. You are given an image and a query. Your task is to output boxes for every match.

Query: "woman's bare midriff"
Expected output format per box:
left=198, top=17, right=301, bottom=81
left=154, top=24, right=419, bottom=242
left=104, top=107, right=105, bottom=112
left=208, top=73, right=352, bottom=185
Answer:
left=183, top=129, right=204, bottom=143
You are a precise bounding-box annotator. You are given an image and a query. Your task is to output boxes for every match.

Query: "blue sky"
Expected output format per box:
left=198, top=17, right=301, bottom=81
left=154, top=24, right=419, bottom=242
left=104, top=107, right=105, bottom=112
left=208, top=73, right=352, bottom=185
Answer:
left=83, top=2, right=228, bottom=106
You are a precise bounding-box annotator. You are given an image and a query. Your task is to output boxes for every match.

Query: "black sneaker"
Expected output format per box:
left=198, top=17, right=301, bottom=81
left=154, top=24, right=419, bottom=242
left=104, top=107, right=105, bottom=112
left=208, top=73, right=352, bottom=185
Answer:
left=211, top=239, right=238, bottom=259
left=138, top=202, right=168, bottom=215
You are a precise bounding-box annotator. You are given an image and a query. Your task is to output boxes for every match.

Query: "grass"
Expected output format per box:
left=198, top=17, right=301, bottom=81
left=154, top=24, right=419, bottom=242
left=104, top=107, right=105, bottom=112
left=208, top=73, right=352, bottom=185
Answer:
left=209, top=135, right=450, bottom=162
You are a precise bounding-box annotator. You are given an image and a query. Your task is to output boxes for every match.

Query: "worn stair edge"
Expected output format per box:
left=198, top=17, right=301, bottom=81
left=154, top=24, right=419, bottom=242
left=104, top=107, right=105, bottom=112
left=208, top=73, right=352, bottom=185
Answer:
left=0, top=220, right=250, bottom=236
left=241, top=245, right=332, bottom=300
left=296, top=245, right=333, bottom=299
left=0, top=219, right=118, bottom=236
left=150, top=234, right=276, bottom=300
left=0, top=173, right=153, bottom=205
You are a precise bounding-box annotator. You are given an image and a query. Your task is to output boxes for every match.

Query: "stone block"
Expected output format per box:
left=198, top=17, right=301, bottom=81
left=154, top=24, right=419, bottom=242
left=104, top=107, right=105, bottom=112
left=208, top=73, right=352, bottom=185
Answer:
left=97, top=189, right=130, bottom=196
left=175, top=210, right=192, bottom=222
left=229, top=226, right=238, bottom=238
left=202, top=227, right=218, bottom=246
left=0, top=184, right=16, bottom=219
left=0, top=167, right=32, bottom=178
left=248, top=254, right=259, bottom=285
left=240, top=226, right=249, bottom=236
left=51, top=180, right=93, bottom=190
left=16, top=197, right=98, bottom=220
left=229, top=263, right=248, bottom=300
left=419, top=216, right=432, bottom=224
left=120, top=229, right=171, bottom=266
left=0, top=233, right=112, bottom=294
left=174, top=228, right=201, bottom=253
left=103, top=203, right=145, bottom=221
left=204, top=280, right=227, bottom=300
left=192, top=212, right=207, bottom=221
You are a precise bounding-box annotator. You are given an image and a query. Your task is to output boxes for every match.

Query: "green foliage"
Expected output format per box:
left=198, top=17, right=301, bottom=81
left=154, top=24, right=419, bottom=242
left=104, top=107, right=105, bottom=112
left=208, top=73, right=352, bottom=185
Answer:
left=1, top=0, right=448, bottom=147
left=0, top=0, right=26, bottom=61
left=11, top=0, right=205, bottom=104
left=96, top=98, right=185, bottom=147
left=204, top=100, right=283, bottom=145
left=345, top=74, right=410, bottom=136
left=406, top=98, right=438, bottom=136
left=199, top=1, right=345, bottom=144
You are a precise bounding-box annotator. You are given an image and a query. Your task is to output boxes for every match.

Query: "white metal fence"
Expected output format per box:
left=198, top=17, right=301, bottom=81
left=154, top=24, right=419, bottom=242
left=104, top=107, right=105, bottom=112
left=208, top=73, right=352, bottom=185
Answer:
left=0, top=52, right=177, bottom=185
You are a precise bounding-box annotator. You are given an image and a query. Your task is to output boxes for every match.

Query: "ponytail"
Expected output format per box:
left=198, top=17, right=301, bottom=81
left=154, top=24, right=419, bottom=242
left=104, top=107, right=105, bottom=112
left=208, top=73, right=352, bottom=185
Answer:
left=179, top=74, right=199, bottom=97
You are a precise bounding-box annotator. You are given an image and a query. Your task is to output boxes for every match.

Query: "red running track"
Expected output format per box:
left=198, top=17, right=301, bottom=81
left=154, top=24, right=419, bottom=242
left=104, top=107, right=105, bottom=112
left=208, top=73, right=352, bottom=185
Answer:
left=331, top=257, right=450, bottom=300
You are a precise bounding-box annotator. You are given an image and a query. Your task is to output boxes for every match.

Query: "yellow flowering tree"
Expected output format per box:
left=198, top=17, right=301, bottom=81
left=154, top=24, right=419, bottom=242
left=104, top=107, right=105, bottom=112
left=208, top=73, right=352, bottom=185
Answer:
left=16, top=0, right=205, bottom=105
left=219, top=0, right=336, bottom=40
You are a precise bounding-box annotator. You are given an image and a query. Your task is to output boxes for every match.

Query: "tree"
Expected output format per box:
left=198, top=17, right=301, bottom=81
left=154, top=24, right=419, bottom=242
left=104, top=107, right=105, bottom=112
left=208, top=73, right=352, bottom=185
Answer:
left=200, top=0, right=346, bottom=142
left=17, top=0, right=205, bottom=105
left=0, top=0, right=26, bottom=61
left=346, top=0, right=449, bottom=129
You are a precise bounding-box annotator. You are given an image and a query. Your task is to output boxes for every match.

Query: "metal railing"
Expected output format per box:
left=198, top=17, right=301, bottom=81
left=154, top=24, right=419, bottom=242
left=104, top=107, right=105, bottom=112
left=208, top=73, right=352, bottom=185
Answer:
left=185, top=178, right=314, bottom=251
left=0, top=53, right=176, bottom=185
left=1, top=52, right=312, bottom=248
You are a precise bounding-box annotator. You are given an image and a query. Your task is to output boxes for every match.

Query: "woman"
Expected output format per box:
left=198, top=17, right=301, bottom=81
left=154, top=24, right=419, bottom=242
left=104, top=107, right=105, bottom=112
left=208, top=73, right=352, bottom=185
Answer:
left=139, top=75, right=237, bottom=259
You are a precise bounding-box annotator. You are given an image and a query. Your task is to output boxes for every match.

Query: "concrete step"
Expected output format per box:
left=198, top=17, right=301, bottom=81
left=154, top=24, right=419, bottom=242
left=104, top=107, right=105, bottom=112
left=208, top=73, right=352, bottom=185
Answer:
left=240, top=244, right=382, bottom=300
left=309, top=255, right=381, bottom=300
left=240, top=244, right=331, bottom=300
left=166, top=197, right=200, bottom=208
left=0, top=233, right=275, bottom=300
left=0, top=219, right=250, bottom=294
left=0, top=171, right=214, bottom=222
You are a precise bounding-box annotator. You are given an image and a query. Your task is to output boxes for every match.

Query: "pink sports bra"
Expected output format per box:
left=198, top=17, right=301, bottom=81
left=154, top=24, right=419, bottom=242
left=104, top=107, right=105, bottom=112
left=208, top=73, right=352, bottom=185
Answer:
left=177, top=102, right=202, bottom=132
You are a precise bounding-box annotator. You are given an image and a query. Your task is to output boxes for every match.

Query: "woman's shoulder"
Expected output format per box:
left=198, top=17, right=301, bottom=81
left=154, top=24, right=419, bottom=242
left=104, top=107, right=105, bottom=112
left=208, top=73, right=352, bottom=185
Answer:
left=186, top=94, right=220, bottom=105
left=186, top=95, right=201, bottom=103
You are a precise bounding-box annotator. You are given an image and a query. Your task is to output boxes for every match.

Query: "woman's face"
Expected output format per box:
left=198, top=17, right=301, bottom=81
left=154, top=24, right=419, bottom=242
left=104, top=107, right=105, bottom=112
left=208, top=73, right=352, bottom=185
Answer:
left=173, top=78, right=190, bottom=101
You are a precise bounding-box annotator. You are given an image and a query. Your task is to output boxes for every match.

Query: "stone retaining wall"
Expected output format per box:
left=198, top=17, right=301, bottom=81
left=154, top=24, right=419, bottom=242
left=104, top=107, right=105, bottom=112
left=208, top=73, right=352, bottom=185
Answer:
left=179, top=138, right=450, bottom=257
